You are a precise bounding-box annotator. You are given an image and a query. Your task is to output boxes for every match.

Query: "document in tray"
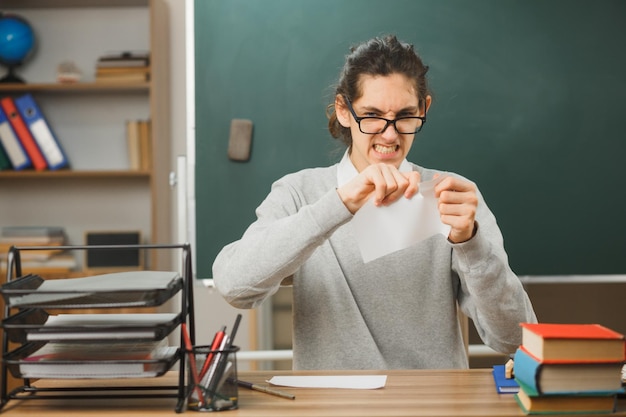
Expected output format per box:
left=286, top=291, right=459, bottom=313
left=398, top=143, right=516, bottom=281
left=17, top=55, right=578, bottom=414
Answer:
left=26, top=313, right=179, bottom=341
left=18, top=340, right=177, bottom=379
left=268, top=375, right=387, bottom=389
left=5, top=270, right=180, bottom=307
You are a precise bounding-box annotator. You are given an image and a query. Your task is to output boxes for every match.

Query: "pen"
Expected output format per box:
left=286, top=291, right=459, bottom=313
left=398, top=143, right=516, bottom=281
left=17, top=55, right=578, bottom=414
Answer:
left=206, top=314, right=242, bottom=395
left=181, top=323, right=204, bottom=406
left=198, top=325, right=226, bottom=381
left=234, top=379, right=296, bottom=400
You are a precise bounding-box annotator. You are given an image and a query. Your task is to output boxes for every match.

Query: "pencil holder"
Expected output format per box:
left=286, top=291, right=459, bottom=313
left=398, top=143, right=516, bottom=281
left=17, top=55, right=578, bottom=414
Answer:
left=186, top=345, right=239, bottom=412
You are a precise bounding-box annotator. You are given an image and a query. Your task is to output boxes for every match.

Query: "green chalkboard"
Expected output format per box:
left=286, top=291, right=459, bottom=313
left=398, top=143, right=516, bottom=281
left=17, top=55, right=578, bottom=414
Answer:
left=195, top=0, right=626, bottom=278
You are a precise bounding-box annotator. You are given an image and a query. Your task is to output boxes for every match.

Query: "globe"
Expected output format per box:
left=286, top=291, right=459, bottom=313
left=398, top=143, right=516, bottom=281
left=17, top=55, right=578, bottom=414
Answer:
left=0, top=13, right=36, bottom=83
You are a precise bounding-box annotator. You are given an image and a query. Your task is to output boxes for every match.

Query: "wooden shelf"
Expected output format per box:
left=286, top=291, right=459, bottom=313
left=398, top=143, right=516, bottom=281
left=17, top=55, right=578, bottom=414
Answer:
left=0, top=82, right=150, bottom=94
left=0, top=170, right=150, bottom=179
left=3, top=0, right=148, bottom=8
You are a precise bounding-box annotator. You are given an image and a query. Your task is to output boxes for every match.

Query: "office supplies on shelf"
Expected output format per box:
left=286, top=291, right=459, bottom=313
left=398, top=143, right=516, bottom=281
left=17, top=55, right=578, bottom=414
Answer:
left=235, top=378, right=295, bottom=400
left=0, top=96, right=47, bottom=170
left=96, top=51, right=150, bottom=68
left=1, top=225, right=66, bottom=239
left=14, top=93, right=69, bottom=170
left=0, top=104, right=30, bottom=170
left=126, top=119, right=140, bottom=170
left=0, top=142, right=10, bottom=170
left=138, top=119, right=151, bottom=170
left=0, top=140, right=10, bottom=168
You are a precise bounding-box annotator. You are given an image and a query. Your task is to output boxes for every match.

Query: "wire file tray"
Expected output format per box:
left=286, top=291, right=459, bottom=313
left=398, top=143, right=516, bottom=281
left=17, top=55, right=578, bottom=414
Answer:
left=0, top=243, right=196, bottom=413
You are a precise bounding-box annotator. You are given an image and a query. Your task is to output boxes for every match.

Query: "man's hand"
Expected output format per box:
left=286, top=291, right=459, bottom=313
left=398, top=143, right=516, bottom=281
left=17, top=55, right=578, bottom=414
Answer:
left=337, top=163, right=420, bottom=214
left=434, top=176, right=478, bottom=243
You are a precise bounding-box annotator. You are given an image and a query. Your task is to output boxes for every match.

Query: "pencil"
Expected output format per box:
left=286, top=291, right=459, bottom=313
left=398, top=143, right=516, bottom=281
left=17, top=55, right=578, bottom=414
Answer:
left=235, top=379, right=296, bottom=400
left=181, top=323, right=205, bottom=405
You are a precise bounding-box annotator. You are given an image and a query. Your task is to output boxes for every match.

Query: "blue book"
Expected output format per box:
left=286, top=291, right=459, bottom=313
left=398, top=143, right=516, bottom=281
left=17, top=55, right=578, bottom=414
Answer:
left=14, top=94, right=69, bottom=170
left=514, top=347, right=624, bottom=396
left=0, top=106, right=31, bottom=170
left=492, top=364, right=519, bottom=394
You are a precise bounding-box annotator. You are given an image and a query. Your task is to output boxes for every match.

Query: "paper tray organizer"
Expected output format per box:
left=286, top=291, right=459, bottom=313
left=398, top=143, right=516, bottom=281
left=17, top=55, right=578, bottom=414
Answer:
left=2, top=308, right=182, bottom=344
left=4, top=341, right=180, bottom=379
left=0, top=243, right=196, bottom=413
left=0, top=270, right=184, bottom=309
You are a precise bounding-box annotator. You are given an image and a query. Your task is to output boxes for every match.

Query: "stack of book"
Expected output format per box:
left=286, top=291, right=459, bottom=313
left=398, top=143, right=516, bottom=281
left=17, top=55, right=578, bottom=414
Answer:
left=513, top=323, right=625, bottom=415
left=0, top=94, right=69, bottom=172
left=0, top=226, right=76, bottom=275
left=95, top=51, right=150, bottom=83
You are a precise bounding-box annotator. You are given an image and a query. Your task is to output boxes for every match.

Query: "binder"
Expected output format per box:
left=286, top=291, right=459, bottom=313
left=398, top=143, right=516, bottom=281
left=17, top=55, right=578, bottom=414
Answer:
left=0, top=142, right=11, bottom=170
left=0, top=97, right=47, bottom=171
left=14, top=94, right=69, bottom=170
left=0, top=141, right=13, bottom=171
left=0, top=105, right=31, bottom=170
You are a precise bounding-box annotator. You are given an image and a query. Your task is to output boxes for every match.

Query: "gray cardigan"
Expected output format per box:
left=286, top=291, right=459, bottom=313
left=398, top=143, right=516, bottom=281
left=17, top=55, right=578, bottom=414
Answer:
left=212, top=162, right=537, bottom=370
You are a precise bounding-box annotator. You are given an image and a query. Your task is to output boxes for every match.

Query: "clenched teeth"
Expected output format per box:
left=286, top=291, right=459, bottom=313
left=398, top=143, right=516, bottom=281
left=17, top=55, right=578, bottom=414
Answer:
left=374, top=144, right=397, bottom=154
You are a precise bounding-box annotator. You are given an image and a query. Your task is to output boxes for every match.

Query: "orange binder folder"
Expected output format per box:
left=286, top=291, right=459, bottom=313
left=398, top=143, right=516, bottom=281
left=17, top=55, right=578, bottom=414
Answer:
left=0, top=97, right=47, bottom=171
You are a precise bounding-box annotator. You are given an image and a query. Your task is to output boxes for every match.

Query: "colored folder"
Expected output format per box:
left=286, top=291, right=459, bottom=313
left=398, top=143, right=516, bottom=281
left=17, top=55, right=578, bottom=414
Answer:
left=15, top=94, right=69, bottom=170
left=0, top=105, right=31, bottom=170
left=0, top=97, right=47, bottom=171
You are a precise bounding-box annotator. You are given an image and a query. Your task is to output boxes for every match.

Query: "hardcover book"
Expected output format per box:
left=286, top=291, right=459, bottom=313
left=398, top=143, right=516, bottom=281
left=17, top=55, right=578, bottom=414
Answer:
left=520, top=323, right=626, bottom=363
left=514, top=385, right=617, bottom=415
left=514, top=347, right=624, bottom=396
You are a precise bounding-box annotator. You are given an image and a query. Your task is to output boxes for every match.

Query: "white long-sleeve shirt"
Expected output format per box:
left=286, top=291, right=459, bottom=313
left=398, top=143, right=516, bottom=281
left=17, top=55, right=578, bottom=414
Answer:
left=212, top=156, right=537, bottom=370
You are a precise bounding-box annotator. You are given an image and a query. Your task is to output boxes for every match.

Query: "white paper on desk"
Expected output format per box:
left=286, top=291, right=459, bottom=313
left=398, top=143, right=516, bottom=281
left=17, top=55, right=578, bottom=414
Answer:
left=352, top=175, right=451, bottom=263
left=267, top=375, right=387, bottom=389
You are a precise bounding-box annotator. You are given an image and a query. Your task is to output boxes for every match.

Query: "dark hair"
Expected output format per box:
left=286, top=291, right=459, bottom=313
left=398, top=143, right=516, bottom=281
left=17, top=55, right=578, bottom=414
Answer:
left=327, top=35, right=430, bottom=147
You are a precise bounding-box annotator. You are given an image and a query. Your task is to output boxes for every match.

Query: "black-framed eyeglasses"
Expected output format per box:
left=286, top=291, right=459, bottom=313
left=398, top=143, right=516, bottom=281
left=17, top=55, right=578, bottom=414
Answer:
left=343, top=96, right=426, bottom=135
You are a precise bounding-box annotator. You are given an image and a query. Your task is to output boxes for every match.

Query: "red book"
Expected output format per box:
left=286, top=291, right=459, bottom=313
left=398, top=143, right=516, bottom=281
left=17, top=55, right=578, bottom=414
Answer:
left=0, top=97, right=47, bottom=170
left=520, top=322, right=625, bottom=363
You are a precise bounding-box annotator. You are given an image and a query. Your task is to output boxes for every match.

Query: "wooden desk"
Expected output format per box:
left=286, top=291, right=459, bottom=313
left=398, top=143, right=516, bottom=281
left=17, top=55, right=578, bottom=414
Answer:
left=1, top=370, right=624, bottom=416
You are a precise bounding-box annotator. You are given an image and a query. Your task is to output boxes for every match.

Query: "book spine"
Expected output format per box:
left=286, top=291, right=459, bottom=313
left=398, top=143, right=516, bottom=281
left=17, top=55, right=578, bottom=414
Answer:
left=0, top=106, right=31, bottom=170
left=513, top=348, right=542, bottom=396
left=0, top=97, right=47, bottom=171
left=14, top=94, right=69, bottom=170
left=126, top=120, right=140, bottom=170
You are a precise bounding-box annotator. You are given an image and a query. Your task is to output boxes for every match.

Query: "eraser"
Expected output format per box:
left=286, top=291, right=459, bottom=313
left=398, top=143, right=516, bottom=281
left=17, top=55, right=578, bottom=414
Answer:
left=227, top=119, right=253, bottom=161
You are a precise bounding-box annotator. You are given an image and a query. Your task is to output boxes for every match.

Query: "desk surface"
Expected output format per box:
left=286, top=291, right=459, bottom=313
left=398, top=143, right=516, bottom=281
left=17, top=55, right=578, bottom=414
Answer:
left=1, top=369, right=625, bottom=416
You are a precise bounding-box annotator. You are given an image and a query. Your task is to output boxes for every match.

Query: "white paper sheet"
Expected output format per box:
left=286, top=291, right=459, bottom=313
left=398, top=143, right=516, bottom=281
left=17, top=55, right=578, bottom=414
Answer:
left=267, top=375, right=387, bottom=389
left=352, top=175, right=451, bottom=263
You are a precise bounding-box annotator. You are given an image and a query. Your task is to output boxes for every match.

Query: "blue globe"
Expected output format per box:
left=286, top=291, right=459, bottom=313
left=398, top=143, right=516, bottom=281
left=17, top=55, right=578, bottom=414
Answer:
left=0, top=14, right=35, bottom=83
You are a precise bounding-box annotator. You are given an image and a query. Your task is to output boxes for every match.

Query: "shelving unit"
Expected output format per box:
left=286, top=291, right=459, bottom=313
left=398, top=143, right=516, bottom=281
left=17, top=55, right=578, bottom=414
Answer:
left=0, top=0, right=172, bottom=272
left=0, top=243, right=195, bottom=413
